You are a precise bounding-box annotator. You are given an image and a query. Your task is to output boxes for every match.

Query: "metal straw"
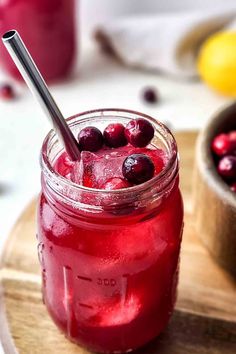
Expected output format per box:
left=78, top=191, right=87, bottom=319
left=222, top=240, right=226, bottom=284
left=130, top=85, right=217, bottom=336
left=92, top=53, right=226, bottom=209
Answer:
left=2, top=30, right=80, bottom=161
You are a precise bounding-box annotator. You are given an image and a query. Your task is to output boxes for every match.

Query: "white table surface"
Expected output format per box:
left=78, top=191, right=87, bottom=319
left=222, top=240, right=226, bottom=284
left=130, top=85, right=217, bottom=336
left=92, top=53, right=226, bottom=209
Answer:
left=0, top=38, right=231, bottom=257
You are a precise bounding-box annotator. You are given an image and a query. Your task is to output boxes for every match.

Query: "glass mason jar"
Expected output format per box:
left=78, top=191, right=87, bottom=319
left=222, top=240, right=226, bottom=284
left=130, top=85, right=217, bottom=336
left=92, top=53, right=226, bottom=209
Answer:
left=0, top=0, right=76, bottom=82
left=37, top=109, right=184, bottom=353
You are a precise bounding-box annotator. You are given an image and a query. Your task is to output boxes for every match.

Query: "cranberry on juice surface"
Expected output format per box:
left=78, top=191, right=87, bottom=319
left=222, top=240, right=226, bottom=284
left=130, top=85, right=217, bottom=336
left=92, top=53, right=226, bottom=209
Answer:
left=37, top=109, right=183, bottom=353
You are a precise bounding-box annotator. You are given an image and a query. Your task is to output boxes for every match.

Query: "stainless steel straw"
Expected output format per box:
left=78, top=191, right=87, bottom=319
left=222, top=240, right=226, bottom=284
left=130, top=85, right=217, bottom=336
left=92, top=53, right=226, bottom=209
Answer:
left=2, top=30, right=80, bottom=161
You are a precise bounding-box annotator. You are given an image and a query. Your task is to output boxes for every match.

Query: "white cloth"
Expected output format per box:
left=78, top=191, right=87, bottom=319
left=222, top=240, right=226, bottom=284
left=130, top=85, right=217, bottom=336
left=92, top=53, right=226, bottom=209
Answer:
left=95, top=9, right=236, bottom=79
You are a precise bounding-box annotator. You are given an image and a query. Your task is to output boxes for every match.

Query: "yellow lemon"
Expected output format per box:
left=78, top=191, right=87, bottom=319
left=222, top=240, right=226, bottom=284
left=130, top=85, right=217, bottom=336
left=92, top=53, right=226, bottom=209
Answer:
left=198, top=31, right=236, bottom=96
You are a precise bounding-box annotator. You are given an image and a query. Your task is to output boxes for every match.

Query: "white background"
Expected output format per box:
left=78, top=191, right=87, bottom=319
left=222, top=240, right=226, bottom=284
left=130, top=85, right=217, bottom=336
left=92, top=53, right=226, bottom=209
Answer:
left=0, top=1, right=234, bottom=254
left=81, top=0, right=236, bottom=32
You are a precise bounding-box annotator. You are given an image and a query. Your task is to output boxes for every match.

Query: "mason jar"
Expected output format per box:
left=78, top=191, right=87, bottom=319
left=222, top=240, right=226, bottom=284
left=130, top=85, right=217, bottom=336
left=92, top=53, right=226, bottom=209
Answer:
left=37, top=109, right=183, bottom=353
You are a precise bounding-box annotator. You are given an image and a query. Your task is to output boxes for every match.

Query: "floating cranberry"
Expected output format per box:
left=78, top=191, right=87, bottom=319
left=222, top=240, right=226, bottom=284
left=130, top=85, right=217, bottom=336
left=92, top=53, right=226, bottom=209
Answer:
left=217, top=155, right=236, bottom=179
left=102, top=177, right=131, bottom=190
left=103, top=123, right=127, bottom=148
left=142, top=87, right=158, bottom=104
left=125, top=118, right=154, bottom=148
left=122, top=153, right=154, bottom=184
left=0, top=83, right=15, bottom=100
left=78, top=127, right=103, bottom=152
left=212, top=133, right=235, bottom=156
left=230, top=182, right=236, bottom=193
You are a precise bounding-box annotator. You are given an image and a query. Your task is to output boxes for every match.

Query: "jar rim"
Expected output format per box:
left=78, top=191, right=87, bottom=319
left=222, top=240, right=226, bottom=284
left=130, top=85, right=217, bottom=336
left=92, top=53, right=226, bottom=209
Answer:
left=40, top=108, right=178, bottom=197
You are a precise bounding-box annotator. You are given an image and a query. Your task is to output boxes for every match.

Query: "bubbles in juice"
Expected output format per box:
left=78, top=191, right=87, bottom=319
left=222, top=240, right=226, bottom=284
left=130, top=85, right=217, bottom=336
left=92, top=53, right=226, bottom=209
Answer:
left=55, top=145, right=167, bottom=190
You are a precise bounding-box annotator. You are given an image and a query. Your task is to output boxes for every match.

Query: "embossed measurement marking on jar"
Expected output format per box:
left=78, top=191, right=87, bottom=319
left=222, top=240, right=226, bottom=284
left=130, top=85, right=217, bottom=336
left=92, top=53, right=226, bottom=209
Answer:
left=76, top=273, right=129, bottom=309
left=97, top=278, right=116, bottom=286
left=77, top=275, right=92, bottom=282
left=77, top=275, right=117, bottom=287
left=78, top=303, right=93, bottom=309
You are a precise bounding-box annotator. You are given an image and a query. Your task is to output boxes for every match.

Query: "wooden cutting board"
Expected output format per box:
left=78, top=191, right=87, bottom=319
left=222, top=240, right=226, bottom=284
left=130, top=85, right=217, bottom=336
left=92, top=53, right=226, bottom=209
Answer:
left=1, top=131, right=236, bottom=354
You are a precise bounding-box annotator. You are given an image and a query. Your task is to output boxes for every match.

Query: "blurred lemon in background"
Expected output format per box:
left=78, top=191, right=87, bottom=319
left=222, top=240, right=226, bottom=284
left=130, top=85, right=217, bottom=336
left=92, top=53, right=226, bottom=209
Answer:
left=198, top=32, right=236, bottom=96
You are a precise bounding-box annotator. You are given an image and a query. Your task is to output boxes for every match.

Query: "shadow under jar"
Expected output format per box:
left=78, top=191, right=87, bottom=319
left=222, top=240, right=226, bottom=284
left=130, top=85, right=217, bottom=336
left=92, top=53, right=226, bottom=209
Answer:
left=37, top=109, right=184, bottom=353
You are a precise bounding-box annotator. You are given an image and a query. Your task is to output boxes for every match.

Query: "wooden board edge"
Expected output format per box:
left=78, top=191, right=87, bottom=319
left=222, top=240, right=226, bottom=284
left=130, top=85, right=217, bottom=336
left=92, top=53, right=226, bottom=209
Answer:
left=0, top=283, right=18, bottom=354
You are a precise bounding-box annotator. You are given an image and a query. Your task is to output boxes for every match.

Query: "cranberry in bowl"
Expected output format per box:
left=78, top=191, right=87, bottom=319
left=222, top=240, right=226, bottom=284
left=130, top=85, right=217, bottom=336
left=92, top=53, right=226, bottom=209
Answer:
left=38, top=109, right=183, bottom=353
left=194, top=102, right=236, bottom=278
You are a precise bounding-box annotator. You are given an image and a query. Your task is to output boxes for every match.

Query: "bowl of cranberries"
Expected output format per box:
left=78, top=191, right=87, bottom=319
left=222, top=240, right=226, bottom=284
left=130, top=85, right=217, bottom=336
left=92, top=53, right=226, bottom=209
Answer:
left=194, top=102, right=236, bottom=277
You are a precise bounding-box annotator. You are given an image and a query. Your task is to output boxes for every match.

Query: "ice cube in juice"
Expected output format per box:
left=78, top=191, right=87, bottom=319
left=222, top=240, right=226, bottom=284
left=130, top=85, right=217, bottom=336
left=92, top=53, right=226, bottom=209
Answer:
left=56, top=145, right=166, bottom=189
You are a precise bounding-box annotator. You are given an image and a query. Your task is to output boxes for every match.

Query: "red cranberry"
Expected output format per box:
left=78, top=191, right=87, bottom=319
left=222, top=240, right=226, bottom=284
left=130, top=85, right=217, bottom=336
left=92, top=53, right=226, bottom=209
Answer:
left=102, top=177, right=131, bottom=190
left=217, top=155, right=236, bottom=179
left=142, top=87, right=158, bottom=104
left=0, top=83, right=15, bottom=100
left=229, top=131, right=236, bottom=151
left=125, top=118, right=154, bottom=148
left=230, top=182, right=236, bottom=193
left=101, top=178, right=134, bottom=215
left=103, top=123, right=127, bottom=148
left=122, top=153, right=154, bottom=184
left=78, top=127, right=103, bottom=152
left=212, top=133, right=234, bottom=156
left=229, top=130, right=236, bottom=139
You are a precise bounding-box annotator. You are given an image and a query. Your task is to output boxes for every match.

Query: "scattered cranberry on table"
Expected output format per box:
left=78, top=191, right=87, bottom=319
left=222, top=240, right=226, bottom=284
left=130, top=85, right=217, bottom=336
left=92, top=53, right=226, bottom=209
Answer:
left=142, top=87, right=159, bottom=104
left=0, top=83, right=15, bottom=100
left=212, top=130, right=236, bottom=193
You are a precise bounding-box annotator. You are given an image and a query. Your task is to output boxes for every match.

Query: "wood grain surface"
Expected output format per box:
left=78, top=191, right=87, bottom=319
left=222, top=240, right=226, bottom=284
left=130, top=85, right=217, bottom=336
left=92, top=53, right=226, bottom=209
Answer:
left=0, top=131, right=236, bottom=354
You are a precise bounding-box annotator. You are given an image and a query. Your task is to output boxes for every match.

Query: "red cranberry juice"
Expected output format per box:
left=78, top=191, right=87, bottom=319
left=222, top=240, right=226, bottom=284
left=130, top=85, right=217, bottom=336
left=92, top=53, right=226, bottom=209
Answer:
left=38, top=145, right=183, bottom=353
left=0, top=0, right=76, bottom=82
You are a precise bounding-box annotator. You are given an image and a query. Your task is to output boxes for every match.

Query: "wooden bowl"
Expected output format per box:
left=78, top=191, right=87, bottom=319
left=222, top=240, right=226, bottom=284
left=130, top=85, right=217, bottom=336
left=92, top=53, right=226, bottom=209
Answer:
left=194, top=102, right=236, bottom=277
